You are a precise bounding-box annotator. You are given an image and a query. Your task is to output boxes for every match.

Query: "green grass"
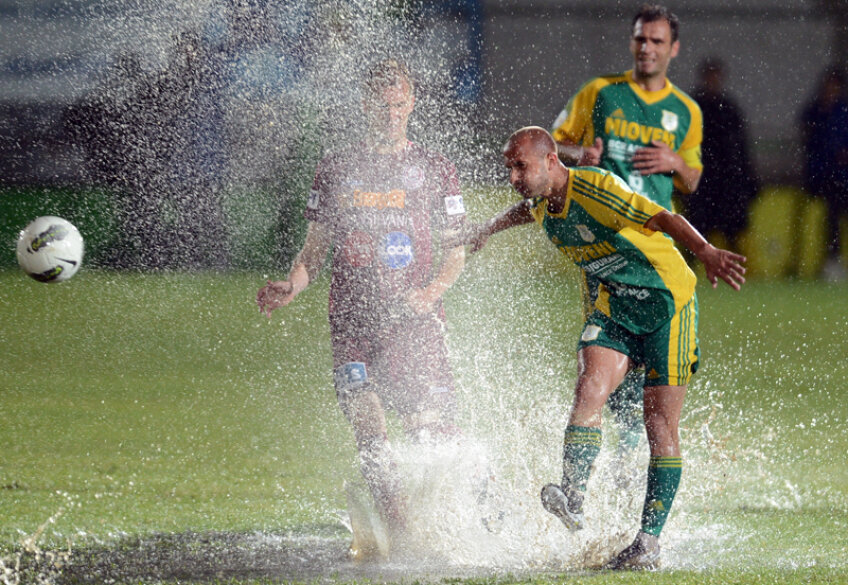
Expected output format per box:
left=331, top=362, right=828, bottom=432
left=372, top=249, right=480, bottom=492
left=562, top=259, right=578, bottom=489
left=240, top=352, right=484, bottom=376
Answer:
left=1, top=270, right=353, bottom=542
left=1, top=203, right=847, bottom=583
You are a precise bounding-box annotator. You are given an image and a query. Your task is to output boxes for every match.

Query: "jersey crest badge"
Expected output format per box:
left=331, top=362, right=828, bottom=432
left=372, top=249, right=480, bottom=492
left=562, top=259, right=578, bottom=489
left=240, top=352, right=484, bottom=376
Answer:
left=403, top=165, right=425, bottom=190
left=576, top=224, right=596, bottom=243
left=581, top=324, right=602, bottom=342
left=661, top=110, right=679, bottom=132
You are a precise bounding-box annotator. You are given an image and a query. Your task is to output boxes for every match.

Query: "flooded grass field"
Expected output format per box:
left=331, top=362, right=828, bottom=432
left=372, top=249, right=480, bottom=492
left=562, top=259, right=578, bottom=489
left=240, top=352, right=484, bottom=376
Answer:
left=1, top=248, right=847, bottom=583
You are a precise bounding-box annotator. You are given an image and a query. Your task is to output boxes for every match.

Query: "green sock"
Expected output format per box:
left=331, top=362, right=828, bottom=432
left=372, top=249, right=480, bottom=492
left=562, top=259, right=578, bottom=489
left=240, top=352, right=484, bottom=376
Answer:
left=608, top=370, right=644, bottom=455
left=641, top=456, right=683, bottom=536
left=561, top=425, right=602, bottom=502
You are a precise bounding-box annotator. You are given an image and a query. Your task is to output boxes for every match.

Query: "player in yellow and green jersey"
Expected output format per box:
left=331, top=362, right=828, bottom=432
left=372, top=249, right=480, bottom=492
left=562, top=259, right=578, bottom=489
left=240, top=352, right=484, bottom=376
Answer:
left=448, top=127, right=744, bottom=570
left=550, top=4, right=703, bottom=476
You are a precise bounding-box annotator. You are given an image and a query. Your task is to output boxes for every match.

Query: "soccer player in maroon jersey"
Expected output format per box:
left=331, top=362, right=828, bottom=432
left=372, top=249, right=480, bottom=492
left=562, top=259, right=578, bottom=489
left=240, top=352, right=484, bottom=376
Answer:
left=257, top=59, right=467, bottom=543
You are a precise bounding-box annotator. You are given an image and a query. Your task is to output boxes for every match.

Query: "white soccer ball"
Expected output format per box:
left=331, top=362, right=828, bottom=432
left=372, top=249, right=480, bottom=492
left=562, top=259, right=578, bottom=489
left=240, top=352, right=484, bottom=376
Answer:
left=16, top=216, right=84, bottom=283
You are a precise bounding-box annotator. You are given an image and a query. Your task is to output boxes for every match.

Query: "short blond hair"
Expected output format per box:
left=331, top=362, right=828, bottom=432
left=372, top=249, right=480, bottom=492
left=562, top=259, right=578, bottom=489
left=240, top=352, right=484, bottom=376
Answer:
left=364, top=58, right=414, bottom=96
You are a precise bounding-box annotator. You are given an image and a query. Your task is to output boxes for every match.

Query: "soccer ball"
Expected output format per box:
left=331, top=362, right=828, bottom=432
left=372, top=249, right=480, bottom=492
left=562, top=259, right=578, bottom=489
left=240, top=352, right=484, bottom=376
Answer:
left=16, top=216, right=84, bottom=283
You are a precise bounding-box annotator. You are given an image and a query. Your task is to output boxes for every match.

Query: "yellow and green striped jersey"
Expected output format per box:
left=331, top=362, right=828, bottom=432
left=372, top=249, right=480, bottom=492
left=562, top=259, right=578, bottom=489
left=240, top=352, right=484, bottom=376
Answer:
left=551, top=70, right=702, bottom=210
left=529, top=166, right=696, bottom=334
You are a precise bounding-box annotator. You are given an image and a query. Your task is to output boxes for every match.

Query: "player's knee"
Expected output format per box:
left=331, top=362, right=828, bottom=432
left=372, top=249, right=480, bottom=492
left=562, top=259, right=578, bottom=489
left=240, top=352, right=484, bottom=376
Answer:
left=644, top=413, right=679, bottom=454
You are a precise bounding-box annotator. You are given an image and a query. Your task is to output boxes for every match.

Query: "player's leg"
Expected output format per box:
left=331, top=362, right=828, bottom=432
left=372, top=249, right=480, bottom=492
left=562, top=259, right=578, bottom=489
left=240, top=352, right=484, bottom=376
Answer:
left=337, top=379, right=407, bottom=533
left=606, top=368, right=645, bottom=463
left=642, top=383, right=686, bottom=524
left=542, top=335, right=630, bottom=531
left=582, top=274, right=645, bottom=474
left=565, top=344, right=630, bottom=487
left=388, top=314, right=505, bottom=530
left=384, top=314, right=461, bottom=442
left=604, top=384, right=685, bottom=570
left=605, top=295, right=698, bottom=570
left=331, top=326, right=408, bottom=534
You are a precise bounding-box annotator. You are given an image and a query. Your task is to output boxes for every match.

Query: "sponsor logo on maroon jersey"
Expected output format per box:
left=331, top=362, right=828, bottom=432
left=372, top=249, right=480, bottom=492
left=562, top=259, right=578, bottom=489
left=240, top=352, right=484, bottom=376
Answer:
left=380, top=231, right=414, bottom=269
left=352, top=189, right=406, bottom=209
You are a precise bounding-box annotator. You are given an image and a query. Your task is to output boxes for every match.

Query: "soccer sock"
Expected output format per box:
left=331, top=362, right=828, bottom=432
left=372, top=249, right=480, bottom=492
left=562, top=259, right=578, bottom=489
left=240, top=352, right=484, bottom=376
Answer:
left=561, top=425, right=602, bottom=507
left=614, top=409, right=643, bottom=454
left=359, top=437, right=406, bottom=530
left=608, top=370, right=645, bottom=455
left=640, top=456, right=683, bottom=536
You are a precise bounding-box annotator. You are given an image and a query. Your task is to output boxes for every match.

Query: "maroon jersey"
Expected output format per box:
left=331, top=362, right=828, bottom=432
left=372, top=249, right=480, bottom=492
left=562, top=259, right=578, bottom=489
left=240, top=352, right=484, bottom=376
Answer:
left=304, top=141, right=465, bottom=330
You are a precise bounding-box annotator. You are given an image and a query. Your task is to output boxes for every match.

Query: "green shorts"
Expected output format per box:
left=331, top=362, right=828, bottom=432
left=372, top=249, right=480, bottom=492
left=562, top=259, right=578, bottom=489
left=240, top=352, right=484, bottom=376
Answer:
left=576, top=294, right=699, bottom=387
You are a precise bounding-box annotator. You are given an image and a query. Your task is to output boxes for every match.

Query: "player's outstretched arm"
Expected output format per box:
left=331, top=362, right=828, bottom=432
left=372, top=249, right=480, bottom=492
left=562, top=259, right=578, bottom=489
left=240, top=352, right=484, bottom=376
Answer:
left=645, top=210, right=746, bottom=290
left=446, top=200, right=535, bottom=253
left=256, top=221, right=332, bottom=318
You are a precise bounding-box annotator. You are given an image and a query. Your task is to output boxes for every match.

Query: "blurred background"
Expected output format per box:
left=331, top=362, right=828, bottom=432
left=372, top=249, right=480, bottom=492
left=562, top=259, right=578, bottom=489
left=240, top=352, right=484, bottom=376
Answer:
left=1, top=0, right=847, bottom=278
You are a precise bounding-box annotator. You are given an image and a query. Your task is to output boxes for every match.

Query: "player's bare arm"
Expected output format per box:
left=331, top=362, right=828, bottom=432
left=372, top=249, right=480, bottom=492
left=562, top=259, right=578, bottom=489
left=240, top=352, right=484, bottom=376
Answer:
left=445, top=200, right=535, bottom=253
left=555, top=137, right=603, bottom=166
left=631, top=140, right=702, bottom=193
left=257, top=221, right=332, bottom=317
left=645, top=209, right=746, bottom=290
left=406, top=245, right=465, bottom=314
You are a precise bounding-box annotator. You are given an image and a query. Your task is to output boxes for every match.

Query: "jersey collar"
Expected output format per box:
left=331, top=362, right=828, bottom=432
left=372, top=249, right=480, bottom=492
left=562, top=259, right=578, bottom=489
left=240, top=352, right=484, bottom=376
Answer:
left=626, top=70, right=673, bottom=105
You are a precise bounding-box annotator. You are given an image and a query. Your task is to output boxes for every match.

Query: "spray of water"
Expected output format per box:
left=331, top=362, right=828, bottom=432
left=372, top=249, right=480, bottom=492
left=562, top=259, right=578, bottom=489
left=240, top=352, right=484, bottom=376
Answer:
left=22, top=0, right=846, bottom=578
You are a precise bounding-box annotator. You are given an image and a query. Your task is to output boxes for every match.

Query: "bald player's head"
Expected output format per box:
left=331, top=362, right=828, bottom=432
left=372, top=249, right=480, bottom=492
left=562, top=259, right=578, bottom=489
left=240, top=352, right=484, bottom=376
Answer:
left=504, top=126, right=557, bottom=159
left=502, top=126, right=566, bottom=200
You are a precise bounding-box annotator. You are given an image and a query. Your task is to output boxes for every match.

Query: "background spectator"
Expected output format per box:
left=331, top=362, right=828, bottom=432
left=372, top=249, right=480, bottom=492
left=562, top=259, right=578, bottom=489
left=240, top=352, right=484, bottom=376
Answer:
left=800, top=66, right=848, bottom=281
left=688, top=57, right=760, bottom=254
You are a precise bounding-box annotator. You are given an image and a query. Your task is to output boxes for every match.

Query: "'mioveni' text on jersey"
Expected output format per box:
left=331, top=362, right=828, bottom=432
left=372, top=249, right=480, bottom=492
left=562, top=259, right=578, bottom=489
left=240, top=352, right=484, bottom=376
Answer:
left=551, top=70, right=703, bottom=210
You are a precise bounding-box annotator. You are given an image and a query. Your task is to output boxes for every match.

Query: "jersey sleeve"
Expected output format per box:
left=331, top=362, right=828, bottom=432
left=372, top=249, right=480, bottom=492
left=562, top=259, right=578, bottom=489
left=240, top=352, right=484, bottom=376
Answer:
left=571, top=169, right=666, bottom=234
left=551, top=79, right=601, bottom=146
left=679, top=144, right=703, bottom=172
left=303, top=156, right=334, bottom=225
left=434, top=156, right=466, bottom=231
left=678, top=97, right=704, bottom=171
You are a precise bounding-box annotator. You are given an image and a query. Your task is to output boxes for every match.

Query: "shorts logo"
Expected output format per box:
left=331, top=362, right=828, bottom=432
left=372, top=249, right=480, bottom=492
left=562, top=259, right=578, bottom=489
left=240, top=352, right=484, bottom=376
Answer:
left=380, top=231, right=414, bottom=269
left=581, top=324, right=602, bottom=342
left=444, top=195, right=465, bottom=216
left=334, top=362, right=367, bottom=393
left=342, top=231, right=374, bottom=267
